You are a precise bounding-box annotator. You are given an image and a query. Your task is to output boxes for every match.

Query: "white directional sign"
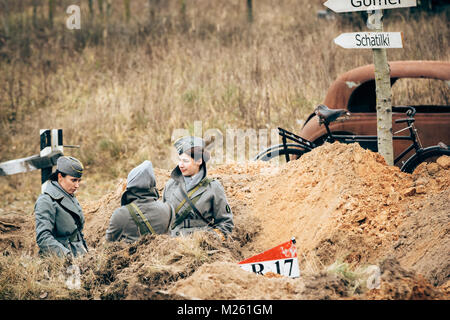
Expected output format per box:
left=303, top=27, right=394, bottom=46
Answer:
left=324, top=0, right=417, bottom=13
left=334, top=32, right=403, bottom=49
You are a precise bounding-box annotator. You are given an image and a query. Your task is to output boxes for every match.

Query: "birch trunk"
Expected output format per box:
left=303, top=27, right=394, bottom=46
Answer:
left=372, top=11, right=394, bottom=166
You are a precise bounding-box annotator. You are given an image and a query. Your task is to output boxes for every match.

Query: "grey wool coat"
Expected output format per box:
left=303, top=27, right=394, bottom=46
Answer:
left=105, top=161, right=174, bottom=243
left=34, top=181, right=88, bottom=258
left=163, top=164, right=234, bottom=237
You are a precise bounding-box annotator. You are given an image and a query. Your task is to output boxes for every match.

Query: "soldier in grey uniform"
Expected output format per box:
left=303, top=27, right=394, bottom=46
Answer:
left=163, top=136, right=234, bottom=238
left=106, top=160, right=174, bottom=243
left=34, top=156, right=88, bottom=258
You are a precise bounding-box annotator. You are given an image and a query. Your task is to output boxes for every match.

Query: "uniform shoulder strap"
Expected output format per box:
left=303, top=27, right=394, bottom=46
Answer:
left=126, top=203, right=156, bottom=235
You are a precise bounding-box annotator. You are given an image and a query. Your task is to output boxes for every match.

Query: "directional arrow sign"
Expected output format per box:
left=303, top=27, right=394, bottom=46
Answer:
left=334, top=32, right=403, bottom=48
left=324, top=0, right=417, bottom=13
left=0, top=151, right=62, bottom=176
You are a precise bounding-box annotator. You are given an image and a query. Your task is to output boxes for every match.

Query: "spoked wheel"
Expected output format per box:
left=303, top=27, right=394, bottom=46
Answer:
left=401, top=146, right=450, bottom=174
left=253, top=143, right=308, bottom=163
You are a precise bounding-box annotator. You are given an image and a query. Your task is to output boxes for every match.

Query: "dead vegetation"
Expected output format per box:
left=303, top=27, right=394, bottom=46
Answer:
left=0, top=143, right=449, bottom=300
left=0, top=0, right=449, bottom=301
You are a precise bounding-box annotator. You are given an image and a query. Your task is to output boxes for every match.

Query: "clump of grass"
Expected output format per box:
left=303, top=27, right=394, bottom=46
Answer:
left=326, top=259, right=381, bottom=296
left=0, top=253, right=85, bottom=300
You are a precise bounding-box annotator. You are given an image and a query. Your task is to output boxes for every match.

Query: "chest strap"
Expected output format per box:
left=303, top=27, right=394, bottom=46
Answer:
left=172, top=178, right=212, bottom=230
left=174, top=177, right=211, bottom=214
left=126, top=202, right=156, bottom=235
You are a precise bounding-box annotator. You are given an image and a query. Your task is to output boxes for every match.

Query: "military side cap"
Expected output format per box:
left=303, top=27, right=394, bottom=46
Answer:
left=174, top=136, right=205, bottom=155
left=57, top=156, right=84, bottom=178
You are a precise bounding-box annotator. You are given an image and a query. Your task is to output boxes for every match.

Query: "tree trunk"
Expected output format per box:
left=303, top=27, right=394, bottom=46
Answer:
left=98, top=0, right=104, bottom=15
left=124, top=0, right=131, bottom=22
left=247, top=0, right=253, bottom=23
left=371, top=10, right=394, bottom=166
left=32, top=0, right=39, bottom=28
left=48, top=0, right=54, bottom=27
left=88, top=0, right=94, bottom=16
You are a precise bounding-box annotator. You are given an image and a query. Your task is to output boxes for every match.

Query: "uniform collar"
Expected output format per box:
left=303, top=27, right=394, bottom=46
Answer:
left=170, top=163, right=207, bottom=185
left=183, top=167, right=205, bottom=191
left=45, top=181, right=75, bottom=200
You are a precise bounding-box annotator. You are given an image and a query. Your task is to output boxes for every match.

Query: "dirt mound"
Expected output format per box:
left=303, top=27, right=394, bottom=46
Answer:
left=167, top=261, right=350, bottom=300
left=247, top=143, right=449, bottom=274
left=363, top=258, right=445, bottom=300
left=78, top=231, right=244, bottom=300
left=389, top=189, right=450, bottom=286
left=0, top=212, right=36, bottom=255
left=0, top=143, right=449, bottom=300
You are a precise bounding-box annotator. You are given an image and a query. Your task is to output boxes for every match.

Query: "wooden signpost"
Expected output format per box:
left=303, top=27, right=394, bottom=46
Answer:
left=0, top=129, right=65, bottom=193
left=325, top=0, right=417, bottom=165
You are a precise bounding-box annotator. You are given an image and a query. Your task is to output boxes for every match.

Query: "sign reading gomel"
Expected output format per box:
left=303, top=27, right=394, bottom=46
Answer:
left=324, top=0, right=417, bottom=13
left=334, top=32, right=403, bottom=48
left=238, top=238, right=300, bottom=278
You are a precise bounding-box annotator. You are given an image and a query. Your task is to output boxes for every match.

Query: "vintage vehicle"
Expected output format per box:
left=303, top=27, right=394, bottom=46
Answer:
left=255, top=60, right=450, bottom=171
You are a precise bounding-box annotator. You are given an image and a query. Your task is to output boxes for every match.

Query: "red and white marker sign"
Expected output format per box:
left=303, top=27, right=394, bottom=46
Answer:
left=238, top=238, right=300, bottom=278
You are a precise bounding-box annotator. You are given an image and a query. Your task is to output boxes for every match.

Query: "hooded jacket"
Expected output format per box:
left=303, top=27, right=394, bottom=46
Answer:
left=105, top=161, right=174, bottom=243
left=34, top=181, right=88, bottom=258
left=163, top=163, right=234, bottom=237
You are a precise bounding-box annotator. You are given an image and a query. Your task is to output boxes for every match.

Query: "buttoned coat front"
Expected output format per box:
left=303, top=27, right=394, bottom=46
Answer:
left=163, top=165, right=234, bottom=237
left=34, top=181, right=88, bottom=257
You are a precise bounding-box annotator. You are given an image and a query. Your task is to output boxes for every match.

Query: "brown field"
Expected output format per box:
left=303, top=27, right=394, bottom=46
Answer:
left=0, top=0, right=449, bottom=300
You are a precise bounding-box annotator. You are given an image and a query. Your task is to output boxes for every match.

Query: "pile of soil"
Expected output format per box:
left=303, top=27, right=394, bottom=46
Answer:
left=246, top=143, right=449, bottom=275
left=0, top=211, right=35, bottom=256
left=1, top=142, right=449, bottom=299
left=167, top=261, right=351, bottom=300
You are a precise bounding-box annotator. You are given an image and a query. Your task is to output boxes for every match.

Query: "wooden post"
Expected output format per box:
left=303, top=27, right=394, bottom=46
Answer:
left=40, top=129, right=64, bottom=193
left=0, top=130, right=66, bottom=194
left=370, top=10, right=394, bottom=166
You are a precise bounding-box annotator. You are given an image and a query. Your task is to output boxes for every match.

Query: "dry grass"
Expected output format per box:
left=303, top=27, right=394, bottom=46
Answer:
left=0, top=2, right=448, bottom=207
left=0, top=252, right=85, bottom=299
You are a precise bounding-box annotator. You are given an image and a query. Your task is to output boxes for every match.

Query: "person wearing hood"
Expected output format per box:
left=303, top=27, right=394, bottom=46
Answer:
left=106, top=160, right=174, bottom=243
left=163, top=136, right=234, bottom=238
left=34, top=156, right=88, bottom=258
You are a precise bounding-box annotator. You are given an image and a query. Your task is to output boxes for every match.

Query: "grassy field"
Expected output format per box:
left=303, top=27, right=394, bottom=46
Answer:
left=0, top=0, right=449, bottom=205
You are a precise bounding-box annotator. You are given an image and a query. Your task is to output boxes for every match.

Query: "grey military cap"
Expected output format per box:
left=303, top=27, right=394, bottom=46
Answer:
left=174, top=136, right=205, bottom=155
left=57, top=156, right=84, bottom=178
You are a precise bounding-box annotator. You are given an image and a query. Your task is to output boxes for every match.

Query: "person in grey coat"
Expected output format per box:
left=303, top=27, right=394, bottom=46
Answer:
left=163, top=136, right=234, bottom=238
left=105, top=160, right=174, bottom=243
left=34, top=156, right=88, bottom=258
